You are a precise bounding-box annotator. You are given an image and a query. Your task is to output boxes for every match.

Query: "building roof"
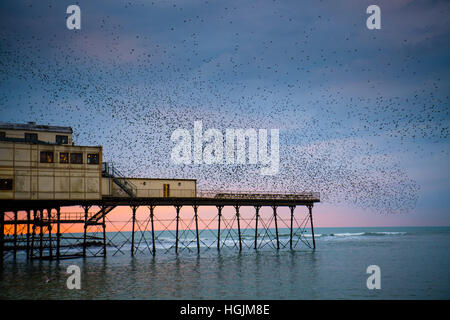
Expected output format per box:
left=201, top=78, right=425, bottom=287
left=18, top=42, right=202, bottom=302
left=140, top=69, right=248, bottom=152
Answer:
left=0, top=122, right=73, bottom=134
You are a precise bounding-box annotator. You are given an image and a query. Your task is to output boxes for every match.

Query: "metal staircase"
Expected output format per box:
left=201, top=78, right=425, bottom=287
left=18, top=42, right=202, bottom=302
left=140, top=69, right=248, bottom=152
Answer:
left=86, top=206, right=116, bottom=224
left=102, top=162, right=137, bottom=198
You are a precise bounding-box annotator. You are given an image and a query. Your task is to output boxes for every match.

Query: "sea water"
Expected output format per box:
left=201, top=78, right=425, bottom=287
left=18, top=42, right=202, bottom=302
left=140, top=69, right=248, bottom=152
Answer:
left=1, top=226, right=449, bottom=299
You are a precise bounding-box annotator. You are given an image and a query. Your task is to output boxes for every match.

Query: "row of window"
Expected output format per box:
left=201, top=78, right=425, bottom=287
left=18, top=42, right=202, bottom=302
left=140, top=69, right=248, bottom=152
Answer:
left=0, top=131, right=69, bottom=144
left=40, top=151, right=99, bottom=164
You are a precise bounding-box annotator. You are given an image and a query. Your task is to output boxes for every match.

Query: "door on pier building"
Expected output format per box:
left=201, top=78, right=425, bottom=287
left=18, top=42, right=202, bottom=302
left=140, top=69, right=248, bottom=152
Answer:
left=163, top=184, right=170, bottom=197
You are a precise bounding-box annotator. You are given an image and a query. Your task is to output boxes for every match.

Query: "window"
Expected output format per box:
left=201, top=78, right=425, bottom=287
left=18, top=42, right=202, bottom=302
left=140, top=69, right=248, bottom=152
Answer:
left=0, top=131, right=5, bottom=138
left=56, top=135, right=68, bottom=144
left=59, top=152, right=69, bottom=163
left=0, top=179, right=13, bottom=190
left=87, top=153, right=99, bottom=164
left=70, top=153, right=83, bottom=164
left=25, top=133, right=38, bottom=141
left=40, top=151, right=54, bottom=163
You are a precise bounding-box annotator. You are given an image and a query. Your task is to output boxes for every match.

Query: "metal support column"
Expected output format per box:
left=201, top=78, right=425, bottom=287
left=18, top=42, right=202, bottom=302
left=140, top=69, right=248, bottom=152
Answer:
left=0, top=210, right=4, bottom=262
left=102, top=212, right=107, bottom=257
left=273, top=206, right=280, bottom=250
left=39, top=209, right=43, bottom=259
left=235, top=205, right=242, bottom=252
left=13, top=210, right=17, bottom=258
left=26, top=209, right=30, bottom=259
left=289, top=206, right=295, bottom=249
left=193, top=205, right=200, bottom=254
left=308, top=205, right=316, bottom=249
left=47, top=208, right=53, bottom=260
left=131, top=206, right=138, bottom=256
left=254, top=206, right=260, bottom=250
left=56, top=207, right=60, bottom=259
left=216, top=206, right=223, bottom=251
left=175, top=205, right=181, bottom=254
left=30, top=210, right=36, bottom=259
left=82, top=205, right=91, bottom=257
left=149, top=206, right=156, bottom=256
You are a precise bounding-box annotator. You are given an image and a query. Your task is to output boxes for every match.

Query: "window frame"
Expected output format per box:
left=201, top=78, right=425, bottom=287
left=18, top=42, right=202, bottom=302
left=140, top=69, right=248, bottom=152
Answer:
left=87, top=153, right=99, bottom=165
left=25, top=132, right=38, bottom=141
left=40, top=151, right=54, bottom=163
left=59, top=152, right=69, bottom=163
left=70, top=153, right=83, bottom=164
left=56, top=135, right=69, bottom=145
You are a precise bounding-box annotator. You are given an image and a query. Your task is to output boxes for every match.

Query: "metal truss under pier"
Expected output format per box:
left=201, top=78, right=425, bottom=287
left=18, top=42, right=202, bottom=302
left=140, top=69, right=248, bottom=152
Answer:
left=0, top=191, right=320, bottom=261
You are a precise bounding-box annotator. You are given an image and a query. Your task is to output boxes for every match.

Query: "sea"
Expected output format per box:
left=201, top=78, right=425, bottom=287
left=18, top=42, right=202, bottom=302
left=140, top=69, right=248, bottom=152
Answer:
left=1, top=226, right=449, bottom=300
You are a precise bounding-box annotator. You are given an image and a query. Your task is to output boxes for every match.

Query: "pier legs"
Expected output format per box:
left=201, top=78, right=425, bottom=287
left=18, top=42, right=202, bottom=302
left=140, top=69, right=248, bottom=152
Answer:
left=102, top=212, right=107, bottom=257
left=26, top=210, right=30, bottom=259
left=82, top=205, right=91, bottom=257
left=0, top=202, right=318, bottom=260
left=149, top=206, right=156, bottom=256
left=175, top=205, right=182, bottom=254
left=13, top=210, right=17, bottom=258
left=217, top=206, right=223, bottom=251
left=47, top=209, right=53, bottom=260
left=30, top=210, right=36, bottom=259
left=272, top=206, right=280, bottom=250
left=193, top=205, right=200, bottom=254
left=254, top=206, right=260, bottom=250
left=56, top=207, right=60, bottom=259
left=0, top=210, right=4, bottom=262
left=131, top=206, right=138, bottom=256
left=308, top=205, right=316, bottom=249
left=39, top=209, right=44, bottom=259
left=235, top=206, right=242, bottom=252
left=289, top=206, right=295, bottom=249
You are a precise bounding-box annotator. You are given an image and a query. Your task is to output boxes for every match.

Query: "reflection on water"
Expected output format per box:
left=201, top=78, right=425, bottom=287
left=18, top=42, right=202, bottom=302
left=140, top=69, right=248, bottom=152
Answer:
left=1, top=227, right=449, bottom=299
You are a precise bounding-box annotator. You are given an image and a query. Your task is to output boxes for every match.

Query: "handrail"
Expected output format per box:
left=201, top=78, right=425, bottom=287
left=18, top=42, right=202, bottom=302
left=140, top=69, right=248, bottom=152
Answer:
left=197, top=190, right=320, bottom=201
left=103, top=162, right=137, bottom=197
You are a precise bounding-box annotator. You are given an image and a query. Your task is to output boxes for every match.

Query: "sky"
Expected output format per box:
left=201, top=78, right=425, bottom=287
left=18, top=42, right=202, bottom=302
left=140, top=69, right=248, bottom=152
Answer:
left=0, top=0, right=449, bottom=227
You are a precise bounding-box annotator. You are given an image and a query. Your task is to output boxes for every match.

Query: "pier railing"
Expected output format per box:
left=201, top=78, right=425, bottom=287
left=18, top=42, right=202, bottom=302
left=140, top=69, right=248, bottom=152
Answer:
left=105, top=188, right=320, bottom=200
left=197, top=190, right=320, bottom=201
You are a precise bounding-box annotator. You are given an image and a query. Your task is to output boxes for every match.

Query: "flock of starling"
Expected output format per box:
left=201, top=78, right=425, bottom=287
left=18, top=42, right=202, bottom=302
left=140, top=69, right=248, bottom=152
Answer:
left=0, top=0, right=448, bottom=214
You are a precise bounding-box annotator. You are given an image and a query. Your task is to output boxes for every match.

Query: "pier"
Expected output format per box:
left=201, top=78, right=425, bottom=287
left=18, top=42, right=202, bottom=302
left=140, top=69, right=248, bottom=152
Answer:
left=0, top=122, right=320, bottom=261
left=0, top=191, right=319, bottom=260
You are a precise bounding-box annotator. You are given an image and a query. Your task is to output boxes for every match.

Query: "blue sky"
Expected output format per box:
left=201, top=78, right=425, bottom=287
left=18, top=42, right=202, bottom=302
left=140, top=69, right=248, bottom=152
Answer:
left=0, top=0, right=449, bottom=226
